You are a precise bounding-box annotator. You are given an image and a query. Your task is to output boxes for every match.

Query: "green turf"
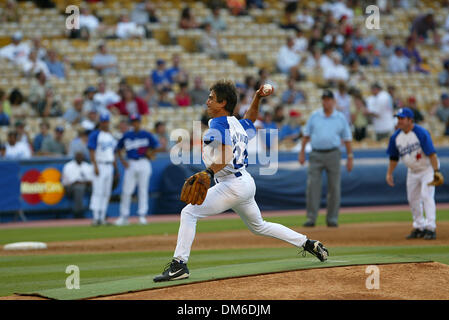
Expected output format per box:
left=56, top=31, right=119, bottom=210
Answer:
left=1, top=210, right=449, bottom=245
left=1, top=245, right=448, bottom=299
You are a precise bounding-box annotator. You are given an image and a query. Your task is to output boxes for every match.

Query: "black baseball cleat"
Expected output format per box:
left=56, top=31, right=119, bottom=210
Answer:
left=153, top=259, right=190, bottom=282
left=302, top=239, right=329, bottom=262
left=423, top=229, right=436, bottom=240
left=303, top=221, right=316, bottom=227
left=406, top=228, right=426, bottom=239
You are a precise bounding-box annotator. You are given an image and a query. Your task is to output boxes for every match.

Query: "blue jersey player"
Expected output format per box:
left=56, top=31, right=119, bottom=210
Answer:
left=115, top=114, right=161, bottom=225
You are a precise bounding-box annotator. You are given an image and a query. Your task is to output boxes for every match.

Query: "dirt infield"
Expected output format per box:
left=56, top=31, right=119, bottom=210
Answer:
left=94, top=262, right=449, bottom=300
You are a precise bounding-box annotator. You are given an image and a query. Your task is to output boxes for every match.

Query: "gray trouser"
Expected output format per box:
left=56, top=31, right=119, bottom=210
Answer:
left=66, top=183, right=89, bottom=218
left=306, top=149, right=341, bottom=225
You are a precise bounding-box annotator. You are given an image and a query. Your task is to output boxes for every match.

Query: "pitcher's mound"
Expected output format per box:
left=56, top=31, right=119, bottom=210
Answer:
left=95, top=262, right=449, bottom=300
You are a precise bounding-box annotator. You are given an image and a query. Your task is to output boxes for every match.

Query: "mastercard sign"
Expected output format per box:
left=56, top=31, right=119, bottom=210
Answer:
left=21, top=168, right=65, bottom=205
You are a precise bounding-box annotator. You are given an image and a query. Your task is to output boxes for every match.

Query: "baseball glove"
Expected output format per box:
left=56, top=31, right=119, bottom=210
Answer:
left=180, top=169, right=214, bottom=205
left=428, top=170, right=444, bottom=187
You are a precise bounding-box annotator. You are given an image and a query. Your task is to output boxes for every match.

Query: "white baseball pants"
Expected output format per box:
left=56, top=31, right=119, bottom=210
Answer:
left=90, top=163, right=113, bottom=221
left=120, top=159, right=151, bottom=218
left=407, top=166, right=436, bottom=231
left=174, top=170, right=307, bottom=262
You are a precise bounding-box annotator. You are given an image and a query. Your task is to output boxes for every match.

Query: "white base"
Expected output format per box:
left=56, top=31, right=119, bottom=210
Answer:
left=3, top=241, right=48, bottom=250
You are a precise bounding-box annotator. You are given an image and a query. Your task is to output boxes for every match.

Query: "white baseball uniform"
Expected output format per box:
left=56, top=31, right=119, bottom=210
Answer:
left=87, top=129, right=117, bottom=223
left=387, top=124, right=438, bottom=231
left=174, top=116, right=307, bottom=262
left=116, top=129, right=160, bottom=219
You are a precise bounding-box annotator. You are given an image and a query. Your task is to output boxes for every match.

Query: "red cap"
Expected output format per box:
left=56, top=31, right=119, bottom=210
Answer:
left=408, top=96, right=416, bottom=103
left=289, top=110, right=301, bottom=117
left=356, top=45, right=364, bottom=54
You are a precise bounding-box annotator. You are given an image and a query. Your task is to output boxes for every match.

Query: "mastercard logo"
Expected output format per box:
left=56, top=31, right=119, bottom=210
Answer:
left=21, top=168, right=65, bottom=205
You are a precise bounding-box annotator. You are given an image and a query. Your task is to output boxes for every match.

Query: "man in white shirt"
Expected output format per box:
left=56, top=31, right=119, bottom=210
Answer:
left=22, top=50, right=51, bottom=78
left=115, top=14, right=145, bottom=39
left=62, top=151, right=93, bottom=218
left=334, top=81, right=352, bottom=125
left=4, top=130, right=32, bottom=159
left=91, top=43, right=118, bottom=76
left=388, top=47, right=410, bottom=73
left=366, top=82, right=395, bottom=141
left=277, top=37, right=301, bottom=78
left=323, top=52, right=349, bottom=85
left=0, top=32, right=31, bottom=66
left=79, top=7, right=100, bottom=34
left=93, top=79, right=120, bottom=111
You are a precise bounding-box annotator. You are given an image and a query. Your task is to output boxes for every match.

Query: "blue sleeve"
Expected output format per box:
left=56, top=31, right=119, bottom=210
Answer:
left=239, top=118, right=257, bottom=140
left=87, top=130, right=99, bottom=150
left=386, top=130, right=400, bottom=158
left=413, top=125, right=436, bottom=155
left=204, top=117, right=232, bottom=145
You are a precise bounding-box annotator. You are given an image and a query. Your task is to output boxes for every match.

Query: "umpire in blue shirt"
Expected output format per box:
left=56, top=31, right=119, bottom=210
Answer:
left=299, top=89, right=354, bottom=227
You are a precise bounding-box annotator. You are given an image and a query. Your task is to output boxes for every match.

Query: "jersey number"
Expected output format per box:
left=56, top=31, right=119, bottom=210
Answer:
left=233, top=143, right=248, bottom=169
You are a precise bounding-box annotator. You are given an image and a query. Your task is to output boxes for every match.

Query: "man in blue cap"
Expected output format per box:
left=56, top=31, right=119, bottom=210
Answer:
left=114, top=113, right=161, bottom=225
left=87, top=113, right=118, bottom=226
left=386, top=107, right=444, bottom=240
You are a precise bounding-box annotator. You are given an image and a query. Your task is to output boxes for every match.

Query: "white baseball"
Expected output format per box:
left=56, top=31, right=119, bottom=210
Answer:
left=262, top=84, right=273, bottom=94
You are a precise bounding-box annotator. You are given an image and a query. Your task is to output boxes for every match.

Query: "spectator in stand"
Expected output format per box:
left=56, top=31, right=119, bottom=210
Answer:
left=81, top=109, right=99, bottom=133
left=175, top=82, right=192, bottom=107
left=405, top=96, right=424, bottom=124
left=82, top=86, right=102, bottom=114
left=366, top=82, right=395, bottom=141
left=154, top=121, right=171, bottom=152
left=272, top=105, right=285, bottom=127
left=293, top=28, right=309, bottom=53
left=403, top=36, right=428, bottom=73
left=199, top=22, right=228, bottom=60
left=227, top=0, right=247, bottom=16
left=334, top=81, right=351, bottom=125
left=157, top=88, right=175, bottom=107
left=0, top=0, right=19, bottom=23
left=365, top=44, right=381, bottom=67
left=189, top=76, right=209, bottom=106
left=387, top=84, right=404, bottom=110
left=15, top=120, right=32, bottom=150
left=295, top=6, right=315, bottom=30
left=32, top=120, right=51, bottom=153
left=279, top=109, right=302, bottom=143
left=350, top=91, right=369, bottom=141
left=63, top=97, right=85, bottom=125
left=203, top=4, right=227, bottom=32
left=4, top=130, right=31, bottom=159
left=279, top=1, right=299, bottom=31
left=347, top=58, right=366, bottom=88
left=166, top=53, right=189, bottom=85
left=179, top=6, right=200, bottom=29
left=430, top=93, right=449, bottom=136
left=277, top=37, right=302, bottom=80
left=9, top=88, right=35, bottom=119
left=138, top=77, right=159, bottom=109
left=68, top=129, right=90, bottom=161
left=339, top=38, right=357, bottom=65
left=93, top=79, right=121, bottom=111
left=108, top=85, right=149, bottom=116
left=115, top=14, right=145, bottom=39
left=151, top=59, right=172, bottom=92
left=410, top=10, right=440, bottom=45
left=62, top=151, right=93, bottom=219
left=28, top=71, right=63, bottom=117
left=377, top=34, right=395, bottom=60
left=388, top=46, right=410, bottom=73
left=260, top=111, right=278, bottom=150
left=355, top=45, right=369, bottom=66
left=31, top=36, right=47, bottom=61
left=40, top=126, right=67, bottom=157
left=0, top=88, right=11, bottom=118
left=308, top=27, right=326, bottom=52
left=281, top=77, right=306, bottom=105
left=323, top=52, right=349, bottom=86
left=70, top=6, right=103, bottom=39
left=45, top=49, right=66, bottom=79
left=91, top=43, right=118, bottom=76
left=0, top=31, right=30, bottom=66
left=131, top=0, right=159, bottom=25
left=22, top=50, right=51, bottom=78
left=439, top=60, right=449, bottom=87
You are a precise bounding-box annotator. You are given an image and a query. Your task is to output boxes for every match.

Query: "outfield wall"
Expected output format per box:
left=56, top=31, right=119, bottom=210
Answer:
left=0, top=148, right=448, bottom=221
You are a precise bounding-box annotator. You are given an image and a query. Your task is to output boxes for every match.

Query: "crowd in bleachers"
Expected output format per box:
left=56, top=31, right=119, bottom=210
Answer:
left=1, top=0, right=449, bottom=161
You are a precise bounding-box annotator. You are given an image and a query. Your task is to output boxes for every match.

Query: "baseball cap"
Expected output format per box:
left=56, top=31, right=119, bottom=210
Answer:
left=129, top=113, right=141, bottom=122
left=289, top=110, right=301, bottom=117
left=99, top=113, right=110, bottom=122
left=157, top=59, right=165, bottom=65
left=55, top=126, right=65, bottom=132
left=394, top=107, right=414, bottom=119
left=84, top=86, right=97, bottom=94
left=441, top=93, right=449, bottom=100
left=322, top=89, right=334, bottom=99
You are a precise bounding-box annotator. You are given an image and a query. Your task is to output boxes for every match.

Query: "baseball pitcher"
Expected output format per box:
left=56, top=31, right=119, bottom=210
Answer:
left=153, top=80, right=329, bottom=282
left=115, top=113, right=161, bottom=226
left=87, top=113, right=118, bottom=226
left=386, top=108, right=444, bottom=240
